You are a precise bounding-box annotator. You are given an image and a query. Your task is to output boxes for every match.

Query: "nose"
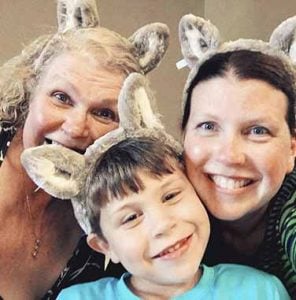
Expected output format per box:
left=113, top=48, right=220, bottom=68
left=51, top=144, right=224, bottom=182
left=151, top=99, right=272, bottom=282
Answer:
left=149, top=208, right=177, bottom=239
left=62, top=109, right=89, bottom=138
left=216, top=134, right=246, bottom=165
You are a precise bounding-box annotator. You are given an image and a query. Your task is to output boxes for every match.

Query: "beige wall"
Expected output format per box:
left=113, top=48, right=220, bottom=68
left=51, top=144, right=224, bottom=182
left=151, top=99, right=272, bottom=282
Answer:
left=2, top=1, right=296, bottom=139
left=205, top=0, right=296, bottom=41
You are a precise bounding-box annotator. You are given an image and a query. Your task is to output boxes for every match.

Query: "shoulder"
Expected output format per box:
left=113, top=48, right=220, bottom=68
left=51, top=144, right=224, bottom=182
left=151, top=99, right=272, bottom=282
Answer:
left=206, top=264, right=290, bottom=298
left=56, top=277, right=120, bottom=300
left=211, top=263, right=279, bottom=282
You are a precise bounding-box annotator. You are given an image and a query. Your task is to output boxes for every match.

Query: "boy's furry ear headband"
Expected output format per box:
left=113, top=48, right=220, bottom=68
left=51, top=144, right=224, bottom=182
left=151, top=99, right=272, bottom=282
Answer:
left=177, top=14, right=296, bottom=113
left=21, top=73, right=181, bottom=234
left=56, top=0, right=169, bottom=74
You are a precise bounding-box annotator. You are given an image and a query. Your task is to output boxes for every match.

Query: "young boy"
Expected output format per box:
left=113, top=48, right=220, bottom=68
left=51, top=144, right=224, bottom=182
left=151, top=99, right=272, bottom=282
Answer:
left=57, top=136, right=290, bottom=300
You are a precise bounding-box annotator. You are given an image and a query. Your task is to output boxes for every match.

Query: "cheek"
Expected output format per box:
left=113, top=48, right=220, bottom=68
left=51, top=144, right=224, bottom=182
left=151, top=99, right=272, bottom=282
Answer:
left=258, top=143, right=294, bottom=178
left=184, top=138, right=206, bottom=187
left=91, top=122, right=119, bottom=141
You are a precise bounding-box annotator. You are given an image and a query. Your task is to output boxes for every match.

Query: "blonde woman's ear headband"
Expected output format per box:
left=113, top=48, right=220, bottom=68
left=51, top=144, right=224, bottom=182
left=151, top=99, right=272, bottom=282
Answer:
left=57, top=0, right=100, bottom=32
left=54, top=0, right=170, bottom=74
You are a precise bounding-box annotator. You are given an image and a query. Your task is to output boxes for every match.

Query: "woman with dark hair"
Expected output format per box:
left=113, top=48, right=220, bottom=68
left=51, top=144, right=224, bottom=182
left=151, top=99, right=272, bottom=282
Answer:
left=179, top=14, right=296, bottom=296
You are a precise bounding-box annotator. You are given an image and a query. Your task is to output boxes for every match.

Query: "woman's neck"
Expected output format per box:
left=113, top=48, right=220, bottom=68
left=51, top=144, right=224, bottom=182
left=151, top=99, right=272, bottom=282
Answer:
left=0, top=128, right=53, bottom=216
left=218, top=204, right=268, bottom=254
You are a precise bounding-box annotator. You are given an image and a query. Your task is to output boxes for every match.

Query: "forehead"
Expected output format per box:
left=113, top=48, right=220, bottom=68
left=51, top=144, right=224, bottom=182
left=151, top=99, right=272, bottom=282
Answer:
left=37, top=52, right=125, bottom=96
left=41, top=52, right=122, bottom=80
left=191, top=75, right=288, bottom=117
left=108, top=165, right=186, bottom=200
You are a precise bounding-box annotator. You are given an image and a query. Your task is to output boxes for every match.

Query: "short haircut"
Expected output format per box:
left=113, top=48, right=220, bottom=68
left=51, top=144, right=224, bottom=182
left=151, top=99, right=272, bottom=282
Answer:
left=181, top=50, right=296, bottom=136
left=86, top=136, right=183, bottom=237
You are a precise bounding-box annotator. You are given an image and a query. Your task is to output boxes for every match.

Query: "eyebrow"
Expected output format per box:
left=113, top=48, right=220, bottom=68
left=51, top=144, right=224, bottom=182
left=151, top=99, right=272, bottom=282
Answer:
left=47, top=76, right=119, bottom=105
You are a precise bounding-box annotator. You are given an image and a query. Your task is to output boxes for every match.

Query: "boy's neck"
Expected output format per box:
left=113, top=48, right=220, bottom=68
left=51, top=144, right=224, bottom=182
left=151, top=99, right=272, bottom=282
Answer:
left=128, top=268, right=202, bottom=299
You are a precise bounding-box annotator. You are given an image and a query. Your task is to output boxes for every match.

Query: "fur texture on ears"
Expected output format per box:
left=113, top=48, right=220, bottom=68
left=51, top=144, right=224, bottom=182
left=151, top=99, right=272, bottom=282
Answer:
left=269, top=15, right=296, bottom=63
left=178, top=14, right=296, bottom=113
left=57, top=0, right=100, bottom=32
left=21, top=73, right=181, bottom=234
left=56, top=0, right=169, bottom=74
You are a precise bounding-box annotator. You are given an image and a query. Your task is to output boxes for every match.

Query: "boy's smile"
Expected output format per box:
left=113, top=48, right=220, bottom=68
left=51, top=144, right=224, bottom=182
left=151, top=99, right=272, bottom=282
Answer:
left=92, top=166, right=210, bottom=296
left=151, top=233, right=193, bottom=260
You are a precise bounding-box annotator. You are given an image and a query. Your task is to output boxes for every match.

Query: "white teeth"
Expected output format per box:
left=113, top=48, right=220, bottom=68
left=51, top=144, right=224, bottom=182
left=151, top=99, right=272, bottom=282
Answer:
left=158, top=238, right=187, bottom=257
left=211, top=175, right=251, bottom=190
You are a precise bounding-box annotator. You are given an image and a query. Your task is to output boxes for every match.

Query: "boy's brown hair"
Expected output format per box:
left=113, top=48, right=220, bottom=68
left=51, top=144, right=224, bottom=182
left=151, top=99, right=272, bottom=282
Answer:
left=86, top=136, right=183, bottom=237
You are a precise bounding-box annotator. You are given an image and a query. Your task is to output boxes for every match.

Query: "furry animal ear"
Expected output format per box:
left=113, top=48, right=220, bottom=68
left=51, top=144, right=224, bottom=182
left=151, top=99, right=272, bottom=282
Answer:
left=118, top=72, right=164, bottom=130
left=21, top=145, right=86, bottom=199
left=85, top=72, right=165, bottom=164
left=269, top=15, right=296, bottom=63
left=129, top=23, right=169, bottom=74
left=178, top=14, right=220, bottom=68
left=57, top=0, right=100, bottom=32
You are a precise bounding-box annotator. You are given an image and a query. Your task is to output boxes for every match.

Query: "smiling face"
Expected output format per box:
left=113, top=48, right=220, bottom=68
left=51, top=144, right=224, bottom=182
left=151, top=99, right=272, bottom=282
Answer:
left=22, top=52, right=125, bottom=152
left=184, top=73, right=296, bottom=221
left=88, top=167, right=209, bottom=295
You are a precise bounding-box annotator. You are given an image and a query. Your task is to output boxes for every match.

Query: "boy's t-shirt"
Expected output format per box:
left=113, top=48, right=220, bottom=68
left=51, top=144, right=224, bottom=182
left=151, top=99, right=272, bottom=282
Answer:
left=57, top=264, right=290, bottom=300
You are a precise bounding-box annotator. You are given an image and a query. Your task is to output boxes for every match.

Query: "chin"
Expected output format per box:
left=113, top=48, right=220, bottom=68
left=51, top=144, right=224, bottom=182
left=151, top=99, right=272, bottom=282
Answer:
left=206, top=203, right=248, bottom=222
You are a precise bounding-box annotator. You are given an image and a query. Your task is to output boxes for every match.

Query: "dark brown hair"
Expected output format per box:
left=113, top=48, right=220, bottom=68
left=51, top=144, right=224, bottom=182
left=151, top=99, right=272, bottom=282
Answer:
left=182, top=50, right=296, bottom=136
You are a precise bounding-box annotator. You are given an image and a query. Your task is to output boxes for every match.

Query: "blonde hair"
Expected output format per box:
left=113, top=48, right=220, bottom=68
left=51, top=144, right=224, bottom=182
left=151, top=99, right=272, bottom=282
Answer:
left=0, top=27, right=140, bottom=130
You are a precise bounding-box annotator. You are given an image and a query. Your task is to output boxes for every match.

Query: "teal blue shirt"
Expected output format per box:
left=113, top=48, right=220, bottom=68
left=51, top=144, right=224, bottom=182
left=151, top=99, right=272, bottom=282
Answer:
left=57, top=264, right=290, bottom=299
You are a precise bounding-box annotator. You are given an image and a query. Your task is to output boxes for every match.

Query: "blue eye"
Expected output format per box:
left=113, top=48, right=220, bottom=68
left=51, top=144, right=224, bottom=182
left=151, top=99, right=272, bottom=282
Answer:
left=92, top=108, right=118, bottom=123
left=198, top=122, right=216, bottom=131
left=250, top=126, right=270, bottom=135
left=53, top=92, right=71, bottom=105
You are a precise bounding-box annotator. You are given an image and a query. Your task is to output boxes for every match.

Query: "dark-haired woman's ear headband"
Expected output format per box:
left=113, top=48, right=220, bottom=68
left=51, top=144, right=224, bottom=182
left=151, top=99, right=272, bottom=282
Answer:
left=177, top=14, right=296, bottom=114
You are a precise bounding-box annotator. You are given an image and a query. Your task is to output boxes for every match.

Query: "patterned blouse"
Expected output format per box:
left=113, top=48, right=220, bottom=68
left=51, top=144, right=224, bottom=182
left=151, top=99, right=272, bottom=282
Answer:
left=203, top=167, right=296, bottom=297
left=0, top=127, right=126, bottom=299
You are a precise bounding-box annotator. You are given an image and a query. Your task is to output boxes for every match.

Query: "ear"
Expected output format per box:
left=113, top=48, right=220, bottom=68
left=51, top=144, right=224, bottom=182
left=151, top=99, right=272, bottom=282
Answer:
left=87, top=233, right=120, bottom=264
left=287, top=135, right=296, bottom=173
left=57, top=0, right=100, bottom=33
left=178, top=14, right=220, bottom=69
left=269, top=15, right=296, bottom=63
left=21, top=144, right=86, bottom=199
left=129, top=23, right=169, bottom=74
left=118, top=72, right=164, bottom=131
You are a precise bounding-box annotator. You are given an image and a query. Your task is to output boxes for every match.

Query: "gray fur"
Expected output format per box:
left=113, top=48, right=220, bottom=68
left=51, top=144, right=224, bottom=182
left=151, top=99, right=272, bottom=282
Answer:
left=179, top=14, right=220, bottom=68
left=269, top=15, right=296, bottom=63
left=57, top=0, right=169, bottom=74
left=129, top=23, right=169, bottom=74
left=57, top=0, right=100, bottom=32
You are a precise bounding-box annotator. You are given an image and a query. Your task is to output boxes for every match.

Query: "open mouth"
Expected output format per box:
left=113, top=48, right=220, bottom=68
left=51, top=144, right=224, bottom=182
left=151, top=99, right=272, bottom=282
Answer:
left=209, top=174, right=254, bottom=190
left=153, top=234, right=192, bottom=259
left=44, top=138, right=85, bottom=154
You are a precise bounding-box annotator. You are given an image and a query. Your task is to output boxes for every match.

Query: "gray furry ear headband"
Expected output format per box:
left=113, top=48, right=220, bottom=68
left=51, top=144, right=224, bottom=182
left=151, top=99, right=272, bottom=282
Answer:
left=177, top=14, right=296, bottom=112
left=21, top=72, right=182, bottom=234
left=55, top=0, right=169, bottom=74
